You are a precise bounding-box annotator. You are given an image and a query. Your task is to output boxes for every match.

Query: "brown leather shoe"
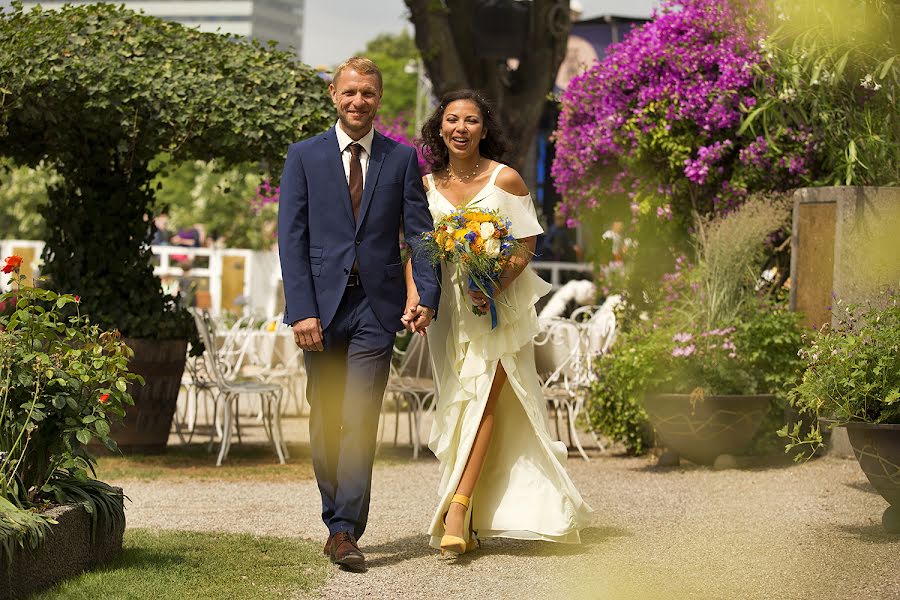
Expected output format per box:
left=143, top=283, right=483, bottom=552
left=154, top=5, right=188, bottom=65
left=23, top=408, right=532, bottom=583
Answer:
left=323, top=533, right=335, bottom=556
left=330, top=531, right=365, bottom=571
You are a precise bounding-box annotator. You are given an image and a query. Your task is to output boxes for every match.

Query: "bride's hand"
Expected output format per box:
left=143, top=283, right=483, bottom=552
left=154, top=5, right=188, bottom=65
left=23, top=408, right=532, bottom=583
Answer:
left=467, top=289, right=491, bottom=311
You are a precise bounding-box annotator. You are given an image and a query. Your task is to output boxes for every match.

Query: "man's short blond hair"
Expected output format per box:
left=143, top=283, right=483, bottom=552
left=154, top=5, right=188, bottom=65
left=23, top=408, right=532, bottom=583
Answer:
left=332, top=57, right=383, bottom=91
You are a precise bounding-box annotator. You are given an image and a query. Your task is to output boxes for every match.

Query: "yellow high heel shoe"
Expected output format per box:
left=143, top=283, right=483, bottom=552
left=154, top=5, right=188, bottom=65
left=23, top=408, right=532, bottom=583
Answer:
left=440, top=494, right=479, bottom=556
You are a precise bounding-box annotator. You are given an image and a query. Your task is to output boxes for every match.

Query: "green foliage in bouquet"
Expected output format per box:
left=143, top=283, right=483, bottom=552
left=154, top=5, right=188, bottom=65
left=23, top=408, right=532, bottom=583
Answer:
left=588, top=196, right=805, bottom=453
left=781, top=289, right=900, bottom=458
left=0, top=3, right=333, bottom=349
left=0, top=258, right=139, bottom=561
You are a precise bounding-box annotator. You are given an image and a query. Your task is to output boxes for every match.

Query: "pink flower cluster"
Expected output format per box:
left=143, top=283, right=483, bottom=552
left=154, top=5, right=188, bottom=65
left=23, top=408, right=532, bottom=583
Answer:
left=684, top=140, right=734, bottom=185
left=672, top=327, right=739, bottom=359
left=552, top=0, right=763, bottom=221
left=251, top=178, right=280, bottom=215
left=374, top=114, right=429, bottom=174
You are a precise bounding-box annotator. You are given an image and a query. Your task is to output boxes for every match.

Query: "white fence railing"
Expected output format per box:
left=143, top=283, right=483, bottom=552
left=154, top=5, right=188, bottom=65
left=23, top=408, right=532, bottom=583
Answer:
left=2, top=240, right=593, bottom=317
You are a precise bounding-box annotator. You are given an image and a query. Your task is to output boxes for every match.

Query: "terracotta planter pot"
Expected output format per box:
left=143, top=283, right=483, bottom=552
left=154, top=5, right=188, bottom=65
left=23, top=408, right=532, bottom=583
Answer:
left=109, top=338, right=187, bottom=453
left=845, top=422, right=900, bottom=533
left=644, top=393, right=773, bottom=465
left=0, top=498, right=125, bottom=599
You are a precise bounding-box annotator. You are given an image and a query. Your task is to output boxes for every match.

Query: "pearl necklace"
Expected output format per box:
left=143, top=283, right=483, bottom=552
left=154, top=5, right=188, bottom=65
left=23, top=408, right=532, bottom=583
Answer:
left=448, top=159, right=481, bottom=182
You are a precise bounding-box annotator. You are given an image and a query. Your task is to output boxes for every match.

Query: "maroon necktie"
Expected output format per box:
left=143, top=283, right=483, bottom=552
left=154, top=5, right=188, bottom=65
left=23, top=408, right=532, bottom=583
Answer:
left=348, top=143, right=363, bottom=222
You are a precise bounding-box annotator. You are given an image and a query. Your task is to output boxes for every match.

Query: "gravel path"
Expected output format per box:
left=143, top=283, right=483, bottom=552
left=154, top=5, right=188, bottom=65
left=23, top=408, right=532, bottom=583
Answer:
left=116, top=424, right=900, bottom=600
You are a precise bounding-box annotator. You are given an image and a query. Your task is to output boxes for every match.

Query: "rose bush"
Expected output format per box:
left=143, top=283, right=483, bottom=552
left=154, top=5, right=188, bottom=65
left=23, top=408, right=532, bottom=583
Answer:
left=1, top=256, right=139, bottom=559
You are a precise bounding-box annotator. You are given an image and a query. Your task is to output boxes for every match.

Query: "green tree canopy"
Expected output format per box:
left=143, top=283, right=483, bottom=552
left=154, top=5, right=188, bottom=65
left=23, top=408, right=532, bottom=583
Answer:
left=0, top=3, right=333, bottom=341
left=359, top=31, right=420, bottom=122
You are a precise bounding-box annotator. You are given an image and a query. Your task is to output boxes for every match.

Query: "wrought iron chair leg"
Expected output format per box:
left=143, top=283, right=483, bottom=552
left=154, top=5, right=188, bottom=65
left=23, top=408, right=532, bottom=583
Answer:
left=216, top=392, right=234, bottom=466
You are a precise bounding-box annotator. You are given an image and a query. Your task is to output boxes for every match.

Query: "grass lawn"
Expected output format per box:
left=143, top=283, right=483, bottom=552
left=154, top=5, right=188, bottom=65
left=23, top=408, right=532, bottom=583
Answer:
left=94, top=443, right=316, bottom=482
left=32, top=529, right=331, bottom=600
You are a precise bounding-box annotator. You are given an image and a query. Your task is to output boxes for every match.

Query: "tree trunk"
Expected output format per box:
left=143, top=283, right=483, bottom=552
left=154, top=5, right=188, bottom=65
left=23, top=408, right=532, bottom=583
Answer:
left=405, top=0, right=570, bottom=171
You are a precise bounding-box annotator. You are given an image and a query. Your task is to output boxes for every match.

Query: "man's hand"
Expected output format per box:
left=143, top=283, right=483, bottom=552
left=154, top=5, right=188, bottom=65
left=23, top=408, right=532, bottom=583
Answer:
left=292, top=317, right=324, bottom=351
left=411, top=305, right=435, bottom=334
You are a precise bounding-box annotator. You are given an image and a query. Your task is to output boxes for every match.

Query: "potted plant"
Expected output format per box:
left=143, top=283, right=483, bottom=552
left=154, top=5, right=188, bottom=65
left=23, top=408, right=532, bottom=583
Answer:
left=0, top=256, right=140, bottom=597
left=0, top=5, right=334, bottom=452
left=589, top=195, right=806, bottom=464
left=782, top=289, right=900, bottom=532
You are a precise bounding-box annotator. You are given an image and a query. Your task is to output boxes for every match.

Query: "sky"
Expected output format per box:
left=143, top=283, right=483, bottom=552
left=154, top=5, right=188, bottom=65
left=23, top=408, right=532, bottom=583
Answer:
left=301, top=0, right=658, bottom=68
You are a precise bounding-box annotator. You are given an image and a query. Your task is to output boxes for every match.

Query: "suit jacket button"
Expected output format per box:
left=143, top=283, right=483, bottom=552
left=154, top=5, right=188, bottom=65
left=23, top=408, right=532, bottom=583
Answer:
left=355, top=240, right=361, bottom=245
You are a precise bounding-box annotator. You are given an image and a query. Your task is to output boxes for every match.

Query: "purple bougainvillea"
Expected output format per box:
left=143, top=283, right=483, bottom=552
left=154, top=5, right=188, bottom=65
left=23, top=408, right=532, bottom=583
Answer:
left=375, top=114, right=429, bottom=174
left=551, top=0, right=815, bottom=224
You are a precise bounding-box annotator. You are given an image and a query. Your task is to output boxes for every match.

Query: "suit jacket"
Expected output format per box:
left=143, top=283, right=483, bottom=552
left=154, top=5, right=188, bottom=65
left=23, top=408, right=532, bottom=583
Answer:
left=278, top=126, right=440, bottom=332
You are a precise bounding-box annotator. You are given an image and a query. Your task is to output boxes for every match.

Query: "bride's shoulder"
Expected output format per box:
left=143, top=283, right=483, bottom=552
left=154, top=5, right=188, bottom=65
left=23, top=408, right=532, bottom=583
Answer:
left=422, top=174, right=431, bottom=191
left=493, top=165, right=529, bottom=196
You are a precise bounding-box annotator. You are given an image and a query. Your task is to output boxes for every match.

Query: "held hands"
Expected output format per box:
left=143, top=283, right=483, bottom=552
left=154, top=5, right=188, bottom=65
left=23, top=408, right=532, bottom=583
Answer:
left=401, top=297, right=435, bottom=336
left=292, top=317, right=324, bottom=351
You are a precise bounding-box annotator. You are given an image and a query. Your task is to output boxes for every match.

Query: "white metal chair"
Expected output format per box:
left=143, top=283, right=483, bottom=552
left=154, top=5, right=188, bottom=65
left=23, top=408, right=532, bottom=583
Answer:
left=191, top=309, right=288, bottom=466
left=239, top=315, right=307, bottom=418
left=569, top=303, right=619, bottom=452
left=173, top=352, right=217, bottom=444
left=534, top=317, right=593, bottom=459
left=382, top=332, right=435, bottom=459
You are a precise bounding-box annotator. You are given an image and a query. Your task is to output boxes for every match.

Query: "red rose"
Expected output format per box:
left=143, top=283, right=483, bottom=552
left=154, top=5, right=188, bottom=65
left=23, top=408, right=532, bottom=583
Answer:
left=2, top=256, right=23, bottom=274
left=99, top=393, right=110, bottom=404
left=74, top=295, right=81, bottom=303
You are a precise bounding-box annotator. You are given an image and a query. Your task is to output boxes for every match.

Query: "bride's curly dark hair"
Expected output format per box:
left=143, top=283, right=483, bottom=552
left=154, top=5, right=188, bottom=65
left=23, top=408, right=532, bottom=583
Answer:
left=420, top=90, right=510, bottom=173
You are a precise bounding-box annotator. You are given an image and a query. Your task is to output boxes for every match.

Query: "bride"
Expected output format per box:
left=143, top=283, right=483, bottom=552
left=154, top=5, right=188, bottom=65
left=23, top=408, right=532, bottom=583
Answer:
left=403, top=90, right=592, bottom=556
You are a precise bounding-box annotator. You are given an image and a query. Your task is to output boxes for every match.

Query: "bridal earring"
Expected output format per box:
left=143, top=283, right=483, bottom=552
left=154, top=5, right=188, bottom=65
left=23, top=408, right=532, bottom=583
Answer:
left=440, top=494, right=480, bottom=556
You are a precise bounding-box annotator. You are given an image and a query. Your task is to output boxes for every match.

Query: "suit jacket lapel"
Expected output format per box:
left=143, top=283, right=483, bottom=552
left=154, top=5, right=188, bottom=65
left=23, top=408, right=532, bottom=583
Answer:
left=321, top=127, right=355, bottom=225
left=356, top=132, right=385, bottom=234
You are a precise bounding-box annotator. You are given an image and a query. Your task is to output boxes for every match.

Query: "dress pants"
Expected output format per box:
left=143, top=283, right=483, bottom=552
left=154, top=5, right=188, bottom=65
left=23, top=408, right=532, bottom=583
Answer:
left=303, top=285, right=396, bottom=540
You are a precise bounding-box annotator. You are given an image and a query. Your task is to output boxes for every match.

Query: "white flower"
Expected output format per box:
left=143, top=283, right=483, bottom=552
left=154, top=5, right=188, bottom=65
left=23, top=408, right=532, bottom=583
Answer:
left=484, top=237, right=501, bottom=257
left=860, top=74, right=882, bottom=91
left=479, top=222, right=495, bottom=239
left=778, top=87, right=796, bottom=102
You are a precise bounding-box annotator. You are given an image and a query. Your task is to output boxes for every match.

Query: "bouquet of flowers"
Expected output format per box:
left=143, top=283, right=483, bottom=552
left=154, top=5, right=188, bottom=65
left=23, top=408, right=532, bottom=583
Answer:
left=420, top=207, right=522, bottom=327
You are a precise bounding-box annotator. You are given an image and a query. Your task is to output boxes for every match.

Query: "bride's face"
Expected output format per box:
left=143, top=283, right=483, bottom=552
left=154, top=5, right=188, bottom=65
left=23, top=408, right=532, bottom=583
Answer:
left=441, top=99, right=486, bottom=160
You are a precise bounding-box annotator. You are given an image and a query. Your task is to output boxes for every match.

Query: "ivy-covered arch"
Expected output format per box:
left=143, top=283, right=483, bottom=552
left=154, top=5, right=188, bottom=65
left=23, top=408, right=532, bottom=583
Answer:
left=0, top=3, right=333, bottom=341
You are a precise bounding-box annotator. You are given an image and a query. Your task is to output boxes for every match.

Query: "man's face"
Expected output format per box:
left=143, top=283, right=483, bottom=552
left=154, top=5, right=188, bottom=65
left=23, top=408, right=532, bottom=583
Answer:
left=330, top=68, right=382, bottom=138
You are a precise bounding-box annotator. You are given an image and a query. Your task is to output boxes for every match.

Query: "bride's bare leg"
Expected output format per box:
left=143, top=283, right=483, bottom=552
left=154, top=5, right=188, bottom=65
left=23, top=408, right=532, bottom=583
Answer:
left=444, top=364, right=508, bottom=538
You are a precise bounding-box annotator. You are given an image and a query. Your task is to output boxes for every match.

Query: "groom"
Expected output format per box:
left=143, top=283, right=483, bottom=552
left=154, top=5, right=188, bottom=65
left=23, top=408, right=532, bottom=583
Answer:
left=277, top=57, right=439, bottom=571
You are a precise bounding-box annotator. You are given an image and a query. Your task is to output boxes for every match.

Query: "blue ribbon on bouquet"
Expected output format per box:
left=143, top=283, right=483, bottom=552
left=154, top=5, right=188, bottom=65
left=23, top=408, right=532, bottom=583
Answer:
left=468, top=274, right=498, bottom=329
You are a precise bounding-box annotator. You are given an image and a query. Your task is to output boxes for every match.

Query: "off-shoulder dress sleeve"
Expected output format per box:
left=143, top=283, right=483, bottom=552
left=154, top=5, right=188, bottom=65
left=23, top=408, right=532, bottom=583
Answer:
left=497, top=189, right=544, bottom=239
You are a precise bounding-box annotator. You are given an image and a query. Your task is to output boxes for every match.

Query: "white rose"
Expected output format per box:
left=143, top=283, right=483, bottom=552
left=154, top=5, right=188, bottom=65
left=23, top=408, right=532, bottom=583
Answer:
left=484, top=237, right=501, bottom=257
left=479, top=222, right=495, bottom=239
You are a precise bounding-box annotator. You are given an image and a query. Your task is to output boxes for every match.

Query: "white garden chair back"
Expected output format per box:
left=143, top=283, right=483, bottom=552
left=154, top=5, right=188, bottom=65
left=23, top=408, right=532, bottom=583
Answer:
left=534, top=305, right=618, bottom=460
left=190, top=309, right=288, bottom=466
left=382, top=332, right=435, bottom=459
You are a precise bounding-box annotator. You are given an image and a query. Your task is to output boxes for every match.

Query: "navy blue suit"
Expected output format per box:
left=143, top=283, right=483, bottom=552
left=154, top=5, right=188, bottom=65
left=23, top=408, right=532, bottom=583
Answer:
left=277, top=126, right=439, bottom=539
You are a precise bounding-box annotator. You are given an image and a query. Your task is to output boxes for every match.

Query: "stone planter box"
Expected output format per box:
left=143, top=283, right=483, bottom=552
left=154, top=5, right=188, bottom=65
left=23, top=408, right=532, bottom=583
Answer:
left=0, top=500, right=125, bottom=599
left=644, top=394, right=773, bottom=465
left=845, top=423, right=900, bottom=533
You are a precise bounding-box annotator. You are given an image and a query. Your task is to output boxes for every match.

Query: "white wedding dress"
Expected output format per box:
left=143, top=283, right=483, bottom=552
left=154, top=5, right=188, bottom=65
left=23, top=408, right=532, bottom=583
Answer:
left=424, top=164, right=593, bottom=549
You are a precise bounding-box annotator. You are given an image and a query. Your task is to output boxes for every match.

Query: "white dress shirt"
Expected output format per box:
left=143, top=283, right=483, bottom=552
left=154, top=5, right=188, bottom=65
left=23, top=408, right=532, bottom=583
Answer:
left=334, top=120, right=374, bottom=188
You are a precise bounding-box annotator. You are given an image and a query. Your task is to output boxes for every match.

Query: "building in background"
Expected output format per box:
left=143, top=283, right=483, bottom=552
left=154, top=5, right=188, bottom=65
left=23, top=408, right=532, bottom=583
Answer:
left=19, top=0, right=305, bottom=58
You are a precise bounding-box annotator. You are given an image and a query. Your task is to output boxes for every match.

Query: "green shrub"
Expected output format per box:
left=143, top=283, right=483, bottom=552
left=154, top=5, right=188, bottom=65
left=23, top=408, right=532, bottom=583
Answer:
left=782, top=289, right=900, bottom=458
left=1, top=257, right=138, bottom=560
left=587, top=196, right=805, bottom=453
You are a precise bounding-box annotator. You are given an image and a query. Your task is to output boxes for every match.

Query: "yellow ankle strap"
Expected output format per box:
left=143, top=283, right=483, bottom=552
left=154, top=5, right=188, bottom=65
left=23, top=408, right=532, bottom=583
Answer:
left=450, top=494, right=470, bottom=509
